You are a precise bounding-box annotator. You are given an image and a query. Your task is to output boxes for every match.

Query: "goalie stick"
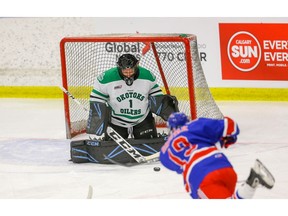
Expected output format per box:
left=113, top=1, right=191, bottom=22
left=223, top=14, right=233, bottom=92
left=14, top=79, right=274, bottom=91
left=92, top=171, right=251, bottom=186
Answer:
left=59, top=86, right=160, bottom=164
left=103, top=152, right=160, bottom=167
left=106, top=126, right=160, bottom=164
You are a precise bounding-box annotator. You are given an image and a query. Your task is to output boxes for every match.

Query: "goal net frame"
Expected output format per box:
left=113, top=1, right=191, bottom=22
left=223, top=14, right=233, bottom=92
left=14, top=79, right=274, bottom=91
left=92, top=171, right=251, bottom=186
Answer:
left=60, top=33, right=223, bottom=139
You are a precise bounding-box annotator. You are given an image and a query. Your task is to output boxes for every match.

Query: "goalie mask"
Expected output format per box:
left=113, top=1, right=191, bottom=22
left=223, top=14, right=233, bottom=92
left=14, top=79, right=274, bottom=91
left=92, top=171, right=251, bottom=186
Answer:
left=117, top=54, right=139, bottom=86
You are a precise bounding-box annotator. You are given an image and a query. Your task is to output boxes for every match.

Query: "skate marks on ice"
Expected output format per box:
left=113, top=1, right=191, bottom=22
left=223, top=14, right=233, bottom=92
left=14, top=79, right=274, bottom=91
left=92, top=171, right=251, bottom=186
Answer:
left=0, top=138, right=70, bottom=166
left=0, top=138, right=186, bottom=199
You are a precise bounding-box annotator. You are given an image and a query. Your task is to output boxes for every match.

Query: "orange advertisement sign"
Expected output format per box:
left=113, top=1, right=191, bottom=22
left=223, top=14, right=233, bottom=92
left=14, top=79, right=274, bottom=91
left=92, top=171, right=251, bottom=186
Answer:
left=219, top=23, right=288, bottom=80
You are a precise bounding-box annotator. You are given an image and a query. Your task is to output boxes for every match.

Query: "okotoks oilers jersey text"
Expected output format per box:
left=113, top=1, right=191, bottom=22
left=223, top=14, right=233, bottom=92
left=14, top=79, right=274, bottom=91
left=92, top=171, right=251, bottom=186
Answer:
left=90, top=67, right=163, bottom=127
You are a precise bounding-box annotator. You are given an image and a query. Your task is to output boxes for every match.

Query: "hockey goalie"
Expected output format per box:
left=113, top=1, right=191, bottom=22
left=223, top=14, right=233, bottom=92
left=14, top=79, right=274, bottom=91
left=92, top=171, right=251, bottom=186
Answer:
left=70, top=53, right=179, bottom=164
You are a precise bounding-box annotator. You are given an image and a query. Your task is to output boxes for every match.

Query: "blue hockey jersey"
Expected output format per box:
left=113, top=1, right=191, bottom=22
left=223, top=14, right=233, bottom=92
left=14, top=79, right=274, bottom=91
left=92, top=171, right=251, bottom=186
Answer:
left=160, top=117, right=240, bottom=198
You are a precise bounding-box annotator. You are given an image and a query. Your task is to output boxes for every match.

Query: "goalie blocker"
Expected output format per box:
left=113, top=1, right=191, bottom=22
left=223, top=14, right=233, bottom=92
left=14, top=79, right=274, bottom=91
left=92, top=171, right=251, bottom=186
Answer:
left=70, top=136, right=167, bottom=164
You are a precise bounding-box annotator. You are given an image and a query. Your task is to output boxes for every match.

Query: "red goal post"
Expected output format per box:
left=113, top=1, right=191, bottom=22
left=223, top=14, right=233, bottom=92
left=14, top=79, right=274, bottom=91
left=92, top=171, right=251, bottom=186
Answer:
left=60, top=33, right=223, bottom=139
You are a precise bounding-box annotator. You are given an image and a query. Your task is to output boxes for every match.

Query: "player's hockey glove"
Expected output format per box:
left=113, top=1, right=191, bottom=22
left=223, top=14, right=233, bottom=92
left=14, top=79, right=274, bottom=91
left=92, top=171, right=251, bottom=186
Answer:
left=220, top=135, right=237, bottom=148
left=220, top=116, right=240, bottom=148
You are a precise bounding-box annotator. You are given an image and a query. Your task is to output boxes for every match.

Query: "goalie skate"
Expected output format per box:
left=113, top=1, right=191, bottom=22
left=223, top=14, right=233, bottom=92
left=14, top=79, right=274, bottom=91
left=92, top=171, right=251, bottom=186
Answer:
left=246, top=159, right=275, bottom=189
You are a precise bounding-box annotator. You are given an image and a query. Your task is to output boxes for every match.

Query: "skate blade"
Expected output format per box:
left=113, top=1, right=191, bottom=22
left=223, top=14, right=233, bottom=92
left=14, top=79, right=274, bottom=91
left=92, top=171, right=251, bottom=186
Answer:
left=255, top=159, right=275, bottom=189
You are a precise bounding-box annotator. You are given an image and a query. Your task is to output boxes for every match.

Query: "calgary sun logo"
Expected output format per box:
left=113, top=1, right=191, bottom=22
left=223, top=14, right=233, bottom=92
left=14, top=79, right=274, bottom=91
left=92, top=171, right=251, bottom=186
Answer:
left=227, top=31, right=262, bottom=72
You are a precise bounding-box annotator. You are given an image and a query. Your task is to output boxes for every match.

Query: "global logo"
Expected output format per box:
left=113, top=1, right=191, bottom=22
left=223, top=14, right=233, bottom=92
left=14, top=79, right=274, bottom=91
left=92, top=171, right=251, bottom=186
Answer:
left=227, top=31, right=261, bottom=72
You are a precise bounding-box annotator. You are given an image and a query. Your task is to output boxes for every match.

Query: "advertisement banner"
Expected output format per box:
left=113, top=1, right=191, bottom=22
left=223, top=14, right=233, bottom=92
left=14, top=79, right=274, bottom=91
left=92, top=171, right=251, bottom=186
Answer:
left=219, top=23, right=288, bottom=81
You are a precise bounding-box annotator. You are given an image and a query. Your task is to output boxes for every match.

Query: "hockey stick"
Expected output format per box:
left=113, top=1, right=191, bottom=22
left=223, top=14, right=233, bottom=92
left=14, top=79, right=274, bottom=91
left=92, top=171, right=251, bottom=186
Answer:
left=87, top=185, right=93, bottom=199
left=103, top=152, right=159, bottom=167
left=59, top=86, right=88, bottom=112
left=106, top=126, right=160, bottom=163
left=59, top=86, right=160, bottom=164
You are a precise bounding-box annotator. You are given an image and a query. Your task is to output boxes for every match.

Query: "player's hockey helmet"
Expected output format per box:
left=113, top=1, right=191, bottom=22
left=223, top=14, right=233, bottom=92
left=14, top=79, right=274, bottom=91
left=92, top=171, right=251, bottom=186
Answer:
left=117, top=54, right=140, bottom=86
left=167, top=112, right=189, bottom=130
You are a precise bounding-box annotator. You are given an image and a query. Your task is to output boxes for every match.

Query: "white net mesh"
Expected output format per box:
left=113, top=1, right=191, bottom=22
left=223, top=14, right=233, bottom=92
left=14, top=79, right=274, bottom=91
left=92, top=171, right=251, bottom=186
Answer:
left=61, top=34, right=223, bottom=138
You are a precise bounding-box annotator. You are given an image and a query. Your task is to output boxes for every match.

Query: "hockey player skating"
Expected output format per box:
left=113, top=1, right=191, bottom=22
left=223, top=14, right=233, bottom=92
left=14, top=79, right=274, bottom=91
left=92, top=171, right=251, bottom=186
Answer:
left=160, top=112, right=275, bottom=199
left=86, top=53, right=178, bottom=140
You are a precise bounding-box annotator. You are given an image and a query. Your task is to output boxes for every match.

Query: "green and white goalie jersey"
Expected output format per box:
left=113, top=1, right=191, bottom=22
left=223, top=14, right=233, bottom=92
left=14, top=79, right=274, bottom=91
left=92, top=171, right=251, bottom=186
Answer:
left=90, top=66, right=163, bottom=127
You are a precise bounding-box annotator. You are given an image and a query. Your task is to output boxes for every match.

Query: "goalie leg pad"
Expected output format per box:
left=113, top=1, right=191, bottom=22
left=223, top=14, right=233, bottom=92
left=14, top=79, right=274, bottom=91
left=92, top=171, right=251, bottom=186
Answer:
left=86, top=102, right=111, bottom=136
left=70, top=140, right=93, bottom=163
left=70, top=137, right=167, bottom=164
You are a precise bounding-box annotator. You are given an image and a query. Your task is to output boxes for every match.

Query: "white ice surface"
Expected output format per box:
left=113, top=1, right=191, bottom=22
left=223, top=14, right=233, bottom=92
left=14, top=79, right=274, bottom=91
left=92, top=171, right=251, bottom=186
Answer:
left=0, top=99, right=287, bottom=214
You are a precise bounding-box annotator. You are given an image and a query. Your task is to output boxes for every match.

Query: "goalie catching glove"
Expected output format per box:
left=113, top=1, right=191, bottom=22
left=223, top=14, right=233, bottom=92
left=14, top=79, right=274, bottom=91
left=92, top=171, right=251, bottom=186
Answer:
left=86, top=101, right=111, bottom=136
left=149, top=95, right=179, bottom=121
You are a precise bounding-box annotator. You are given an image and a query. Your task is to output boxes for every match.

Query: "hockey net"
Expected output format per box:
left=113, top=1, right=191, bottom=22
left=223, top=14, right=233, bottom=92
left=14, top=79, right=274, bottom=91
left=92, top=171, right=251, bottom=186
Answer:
left=60, top=33, right=223, bottom=139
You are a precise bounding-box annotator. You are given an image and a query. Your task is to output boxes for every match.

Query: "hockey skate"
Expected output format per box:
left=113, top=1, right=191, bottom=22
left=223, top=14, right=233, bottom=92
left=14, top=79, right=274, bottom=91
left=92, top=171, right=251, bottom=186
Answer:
left=246, top=159, right=275, bottom=189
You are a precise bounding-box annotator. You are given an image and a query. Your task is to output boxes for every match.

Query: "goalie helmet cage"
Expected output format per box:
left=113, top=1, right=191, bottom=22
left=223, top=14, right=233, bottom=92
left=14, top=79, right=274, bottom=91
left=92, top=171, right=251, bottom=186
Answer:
left=60, top=33, right=223, bottom=139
